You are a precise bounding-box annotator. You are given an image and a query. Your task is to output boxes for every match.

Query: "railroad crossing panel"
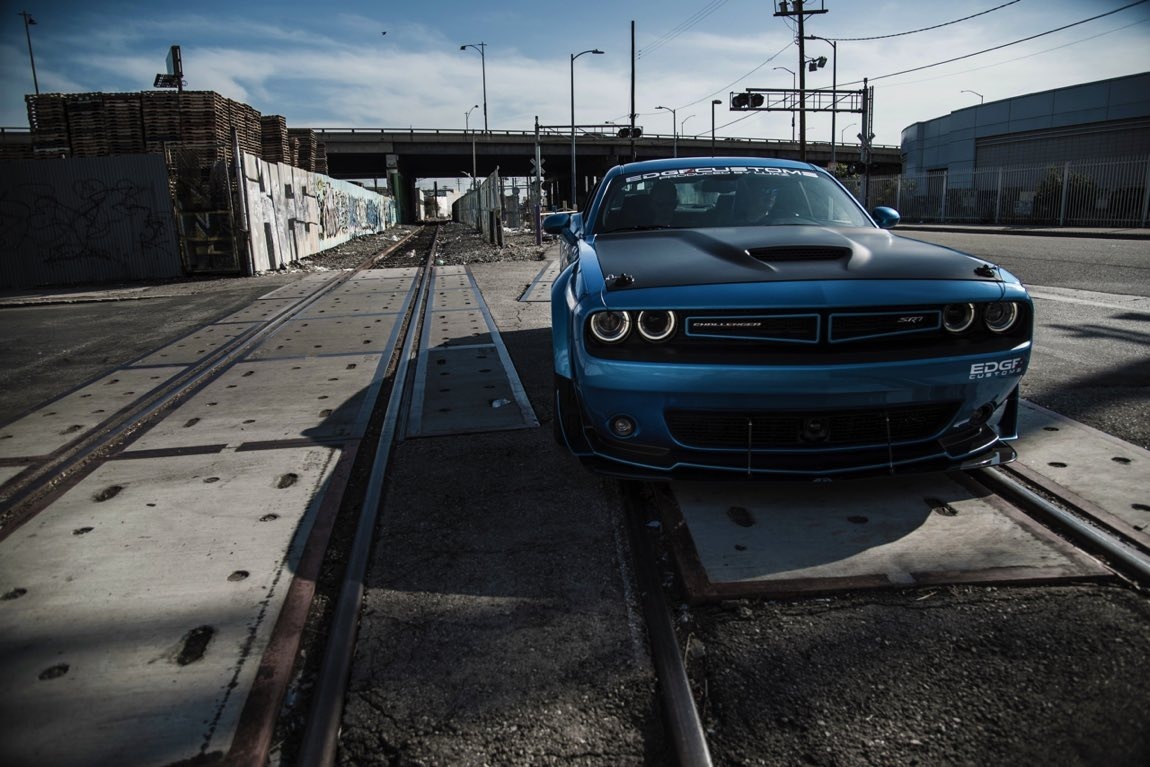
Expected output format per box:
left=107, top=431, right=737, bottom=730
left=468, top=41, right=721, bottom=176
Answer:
left=0, top=445, right=341, bottom=767
left=0, top=366, right=186, bottom=460
left=406, top=265, right=537, bottom=437
left=669, top=472, right=1108, bottom=601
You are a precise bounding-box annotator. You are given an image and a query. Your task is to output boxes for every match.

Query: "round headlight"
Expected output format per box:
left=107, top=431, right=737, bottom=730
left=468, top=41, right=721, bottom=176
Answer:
left=636, top=310, right=677, bottom=342
left=984, top=302, right=1019, bottom=333
left=943, top=303, right=976, bottom=333
left=589, top=310, right=631, bottom=343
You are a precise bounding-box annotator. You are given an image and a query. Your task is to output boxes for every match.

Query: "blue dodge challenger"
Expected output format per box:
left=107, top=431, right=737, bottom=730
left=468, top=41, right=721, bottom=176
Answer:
left=544, top=157, right=1032, bottom=480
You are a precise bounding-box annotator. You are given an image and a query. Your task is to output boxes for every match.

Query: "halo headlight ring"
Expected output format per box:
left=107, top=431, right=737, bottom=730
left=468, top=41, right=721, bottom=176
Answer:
left=637, top=310, right=677, bottom=342
left=589, top=310, right=632, bottom=343
left=943, top=303, right=976, bottom=334
left=984, top=301, right=1020, bottom=333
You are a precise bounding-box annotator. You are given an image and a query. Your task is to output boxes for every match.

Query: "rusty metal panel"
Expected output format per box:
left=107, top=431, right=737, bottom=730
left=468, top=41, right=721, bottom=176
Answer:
left=0, top=154, right=182, bottom=289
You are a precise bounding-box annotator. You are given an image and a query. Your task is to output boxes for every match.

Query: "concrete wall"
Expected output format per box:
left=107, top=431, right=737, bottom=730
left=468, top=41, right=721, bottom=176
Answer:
left=240, top=152, right=396, bottom=272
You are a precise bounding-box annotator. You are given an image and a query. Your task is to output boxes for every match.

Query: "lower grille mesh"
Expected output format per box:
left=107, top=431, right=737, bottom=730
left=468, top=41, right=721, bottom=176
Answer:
left=666, top=403, right=959, bottom=449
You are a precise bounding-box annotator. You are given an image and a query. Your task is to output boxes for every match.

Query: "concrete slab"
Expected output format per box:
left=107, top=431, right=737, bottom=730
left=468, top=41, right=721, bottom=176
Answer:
left=129, top=322, right=259, bottom=366
left=519, top=259, right=560, bottom=302
left=296, top=290, right=410, bottom=320
left=668, top=473, right=1108, bottom=600
left=406, top=266, right=537, bottom=437
left=245, top=314, right=401, bottom=360
left=258, top=273, right=337, bottom=300
left=1009, top=400, right=1150, bottom=546
left=126, top=355, right=384, bottom=452
left=0, top=446, right=340, bottom=767
left=215, top=298, right=300, bottom=324
left=0, top=366, right=186, bottom=460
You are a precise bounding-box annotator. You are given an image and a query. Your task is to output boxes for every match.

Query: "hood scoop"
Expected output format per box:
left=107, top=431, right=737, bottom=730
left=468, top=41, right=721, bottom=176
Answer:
left=747, top=246, right=852, bottom=262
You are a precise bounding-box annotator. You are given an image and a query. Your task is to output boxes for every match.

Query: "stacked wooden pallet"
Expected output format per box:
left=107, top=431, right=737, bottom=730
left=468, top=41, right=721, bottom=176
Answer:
left=288, top=128, right=318, bottom=172
left=22, top=90, right=321, bottom=172
left=24, top=94, right=71, bottom=156
left=261, top=115, right=290, bottom=164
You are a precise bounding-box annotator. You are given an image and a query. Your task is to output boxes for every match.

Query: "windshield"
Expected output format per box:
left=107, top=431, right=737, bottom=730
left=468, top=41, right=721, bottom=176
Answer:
left=595, top=166, right=873, bottom=233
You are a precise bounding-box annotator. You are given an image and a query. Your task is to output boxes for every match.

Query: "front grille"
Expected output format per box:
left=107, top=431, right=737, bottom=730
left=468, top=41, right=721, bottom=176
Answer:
left=830, top=310, right=941, bottom=342
left=665, top=402, right=959, bottom=449
left=686, top=314, right=818, bottom=343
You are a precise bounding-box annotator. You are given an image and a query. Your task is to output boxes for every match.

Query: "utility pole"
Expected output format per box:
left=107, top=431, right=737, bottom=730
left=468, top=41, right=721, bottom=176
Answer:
left=773, top=0, right=826, bottom=162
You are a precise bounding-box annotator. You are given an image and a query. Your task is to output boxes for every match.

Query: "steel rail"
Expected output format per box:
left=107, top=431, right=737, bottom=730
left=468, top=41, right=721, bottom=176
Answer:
left=296, top=225, right=441, bottom=766
left=975, top=466, right=1150, bottom=584
left=0, top=230, right=420, bottom=535
left=621, top=481, right=714, bottom=767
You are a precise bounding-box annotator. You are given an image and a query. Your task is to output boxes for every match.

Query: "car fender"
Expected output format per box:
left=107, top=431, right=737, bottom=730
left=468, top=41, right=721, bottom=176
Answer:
left=551, top=263, right=577, bottom=378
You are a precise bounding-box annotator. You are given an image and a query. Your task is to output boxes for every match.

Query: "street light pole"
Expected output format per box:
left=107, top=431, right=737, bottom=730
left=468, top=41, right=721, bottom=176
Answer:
left=466, top=104, right=478, bottom=189
left=681, top=114, right=695, bottom=137
left=460, top=42, right=488, bottom=132
left=19, top=11, right=39, bottom=95
left=657, top=104, right=671, bottom=156
left=710, top=99, right=721, bottom=156
left=570, top=48, right=604, bottom=209
left=841, top=122, right=857, bottom=148
left=774, top=66, right=796, bottom=142
left=806, top=35, right=837, bottom=164
left=961, top=89, right=985, bottom=104
left=656, top=105, right=677, bottom=157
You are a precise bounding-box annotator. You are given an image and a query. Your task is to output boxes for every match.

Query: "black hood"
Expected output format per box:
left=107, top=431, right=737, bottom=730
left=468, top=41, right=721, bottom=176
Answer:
left=591, top=226, right=1000, bottom=290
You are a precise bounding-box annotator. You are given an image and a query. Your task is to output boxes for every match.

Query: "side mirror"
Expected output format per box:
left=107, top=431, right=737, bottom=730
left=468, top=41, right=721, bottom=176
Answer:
left=871, top=206, right=900, bottom=229
left=542, top=213, right=571, bottom=235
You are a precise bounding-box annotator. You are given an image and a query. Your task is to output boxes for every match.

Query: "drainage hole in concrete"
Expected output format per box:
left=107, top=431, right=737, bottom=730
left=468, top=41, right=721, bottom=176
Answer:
left=228, top=570, right=250, bottom=582
left=2, top=587, right=28, bottom=600
left=1112, top=456, right=1132, bottom=464
left=1043, top=426, right=1059, bottom=431
left=93, top=485, right=123, bottom=502
left=727, top=506, right=755, bottom=527
left=1132, top=503, right=1150, bottom=512
left=184, top=418, right=200, bottom=428
left=320, top=409, right=333, bottom=417
left=260, top=513, right=280, bottom=522
left=60, top=424, right=83, bottom=435
left=276, top=473, right=299, bottom=489
left=175, top=626, right=214, bottom=666
left=926, top=496, right=958, bottom=516
left=203, top=477, right=220, bottom=484
left=72, top=527, right=94, bottom=536
left=243, top=419, right=256, bottom=424
left=242, top=371, right=255, bottom=377
left=39, top=663, right=69, bottom=680
left=1048, top=461, right=1068, bottom=468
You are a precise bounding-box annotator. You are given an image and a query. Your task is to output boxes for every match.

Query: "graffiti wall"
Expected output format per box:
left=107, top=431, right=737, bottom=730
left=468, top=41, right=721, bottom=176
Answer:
left=240, top=152, right=396, bottom=272
left=0, top=155, right=182, bottom=289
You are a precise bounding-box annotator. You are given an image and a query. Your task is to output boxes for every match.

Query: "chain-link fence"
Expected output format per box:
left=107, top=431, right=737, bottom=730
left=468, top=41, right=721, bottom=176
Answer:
left=842, top=155, right=1150, bottom=227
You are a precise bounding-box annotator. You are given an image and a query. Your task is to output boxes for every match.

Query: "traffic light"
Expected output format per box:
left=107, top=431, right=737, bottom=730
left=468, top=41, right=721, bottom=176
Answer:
left=731, top=92, right=765, bottom=110
left=617, top=127, right=643, bottom=138
left=807, top=55, right=827, bottom=72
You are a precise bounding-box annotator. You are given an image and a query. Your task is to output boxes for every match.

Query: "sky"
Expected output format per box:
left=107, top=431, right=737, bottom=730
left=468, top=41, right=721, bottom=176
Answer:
left=2, top=0, right=1148, bottom=170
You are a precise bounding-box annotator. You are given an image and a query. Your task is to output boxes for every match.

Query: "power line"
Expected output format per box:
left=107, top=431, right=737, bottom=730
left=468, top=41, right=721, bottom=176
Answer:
left=672, top=40, right=794, bottom=111
left=639, top=0, right=731, bottom=58
left=826, top=0, right=1023, bottom=42
left=875, top=16, right=1150, bottom=90
left=840, top=0, right=1148, bottom=86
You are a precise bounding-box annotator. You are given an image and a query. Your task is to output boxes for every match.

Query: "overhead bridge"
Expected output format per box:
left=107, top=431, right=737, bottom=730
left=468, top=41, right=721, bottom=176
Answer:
left=316, top=127, right=902, bottom=210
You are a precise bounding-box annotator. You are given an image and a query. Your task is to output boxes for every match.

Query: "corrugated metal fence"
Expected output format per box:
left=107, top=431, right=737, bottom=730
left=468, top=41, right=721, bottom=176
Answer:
left=1, top=154, right=183, bottom=289
left=843, top=155, right=1150, bottom=227
left=454, top=169, right=505, bottom=246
